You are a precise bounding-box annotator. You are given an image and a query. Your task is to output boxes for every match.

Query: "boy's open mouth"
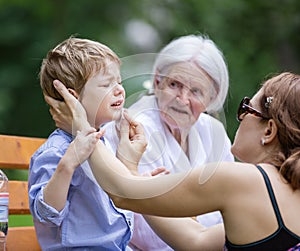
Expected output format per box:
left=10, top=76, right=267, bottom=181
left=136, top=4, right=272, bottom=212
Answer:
left=111, top=99, right=124, bottom=107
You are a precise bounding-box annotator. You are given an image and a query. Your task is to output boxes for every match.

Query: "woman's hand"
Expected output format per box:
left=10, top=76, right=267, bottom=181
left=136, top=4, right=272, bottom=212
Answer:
left=116, top=111, right=170, bottom=176
left=46, top=80, right=91, bottom=133
left=44, top=94, right=74, bottom=134
left=116, top=111, right=148, bottom=172
left=141, top=167, right=170, bottom=177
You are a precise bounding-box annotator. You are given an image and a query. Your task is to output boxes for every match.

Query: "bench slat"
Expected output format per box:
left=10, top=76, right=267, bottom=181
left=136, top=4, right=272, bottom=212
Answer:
left=0, top=134, right=45, bottom=250
left=9, top=181, right=30, bottom=215
left=7, top=226, right=41, bottom=251
left=0, top=135, right=45, bottom=169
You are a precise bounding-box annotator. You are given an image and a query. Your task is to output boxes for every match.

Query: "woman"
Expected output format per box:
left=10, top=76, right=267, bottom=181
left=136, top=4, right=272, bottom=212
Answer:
left=103, top=34, right=233, bottom=250
left=51, top=72, right=300, bottom=250
left=48, top=34, right=234, bottom=250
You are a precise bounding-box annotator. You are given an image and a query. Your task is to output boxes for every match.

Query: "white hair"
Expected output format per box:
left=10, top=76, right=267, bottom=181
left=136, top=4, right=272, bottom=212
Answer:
left=152, top=34, right=229, bottom=112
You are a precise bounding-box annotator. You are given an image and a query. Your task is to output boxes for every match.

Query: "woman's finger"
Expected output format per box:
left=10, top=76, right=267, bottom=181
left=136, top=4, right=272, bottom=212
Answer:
left=44, top=95, right=58, bottom=107
left=53, top=80, right=78, bottom=107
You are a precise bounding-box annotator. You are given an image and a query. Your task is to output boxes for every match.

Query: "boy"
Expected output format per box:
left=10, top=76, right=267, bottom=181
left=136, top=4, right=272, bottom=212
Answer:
left=28, top=37, right=133, bottom=250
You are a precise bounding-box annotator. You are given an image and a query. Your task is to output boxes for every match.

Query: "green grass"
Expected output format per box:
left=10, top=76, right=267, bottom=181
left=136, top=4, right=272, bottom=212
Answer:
left=9, top=215, right=34, bottom=227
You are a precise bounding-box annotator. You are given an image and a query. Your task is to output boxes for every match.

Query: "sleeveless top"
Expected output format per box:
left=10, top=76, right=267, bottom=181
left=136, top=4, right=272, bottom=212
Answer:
left=224, top=165, right=300, bottom=251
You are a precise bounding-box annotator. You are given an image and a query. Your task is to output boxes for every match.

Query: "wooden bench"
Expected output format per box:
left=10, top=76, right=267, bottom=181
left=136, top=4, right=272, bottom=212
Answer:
left=0, top=134, right=46, bottom=251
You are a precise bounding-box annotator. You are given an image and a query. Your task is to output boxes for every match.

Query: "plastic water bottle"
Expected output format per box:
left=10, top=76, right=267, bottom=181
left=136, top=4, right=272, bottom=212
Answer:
left=0, top=170, right=8, bottom=251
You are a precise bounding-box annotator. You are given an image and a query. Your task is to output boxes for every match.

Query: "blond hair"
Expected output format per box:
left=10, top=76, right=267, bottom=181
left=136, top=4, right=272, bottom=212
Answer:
left=40, top=37, right=120, bottom=100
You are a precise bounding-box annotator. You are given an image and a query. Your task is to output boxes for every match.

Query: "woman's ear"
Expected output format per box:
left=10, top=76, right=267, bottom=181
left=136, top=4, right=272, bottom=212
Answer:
left=153, top=73, right=161, bottom=96
left=263, top=119, right=278, bottom=144
left=154, top=74, right=160, bottom=88
left=67, top=88, right=79, bottom=99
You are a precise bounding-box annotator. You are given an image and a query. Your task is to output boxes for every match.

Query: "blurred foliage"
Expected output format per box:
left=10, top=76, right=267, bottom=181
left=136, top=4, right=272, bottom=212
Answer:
left=1, top=0, right=299, bottom=228
left=0, top=0, right=299, bottom=142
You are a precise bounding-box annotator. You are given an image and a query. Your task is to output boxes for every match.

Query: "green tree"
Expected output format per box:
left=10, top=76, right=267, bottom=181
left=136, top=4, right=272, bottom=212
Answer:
left=0, top=0, right=299, bottom=141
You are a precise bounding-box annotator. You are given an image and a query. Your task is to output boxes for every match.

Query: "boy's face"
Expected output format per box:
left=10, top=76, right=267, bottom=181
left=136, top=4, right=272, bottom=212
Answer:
left=79, top=60, right=125, bottom=128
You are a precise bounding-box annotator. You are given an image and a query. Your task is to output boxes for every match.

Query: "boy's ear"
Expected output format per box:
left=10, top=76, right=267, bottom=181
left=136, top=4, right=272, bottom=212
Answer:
left=67, top=88, right=79, bottom=99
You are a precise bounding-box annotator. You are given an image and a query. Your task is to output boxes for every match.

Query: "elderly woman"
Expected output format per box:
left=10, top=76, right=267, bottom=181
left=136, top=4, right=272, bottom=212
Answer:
left=103, top=34, right=233, bottom=250
left=52, top=72, right=300, bottom=251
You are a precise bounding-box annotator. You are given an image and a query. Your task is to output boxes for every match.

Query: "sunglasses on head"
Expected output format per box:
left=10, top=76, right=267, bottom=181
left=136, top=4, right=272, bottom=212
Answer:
left=237, top=97, right=269, bottom=122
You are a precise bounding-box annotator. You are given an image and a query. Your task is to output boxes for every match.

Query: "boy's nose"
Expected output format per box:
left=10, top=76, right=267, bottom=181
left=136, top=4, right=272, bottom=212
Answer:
left=114, top=83, right=125, bottom=95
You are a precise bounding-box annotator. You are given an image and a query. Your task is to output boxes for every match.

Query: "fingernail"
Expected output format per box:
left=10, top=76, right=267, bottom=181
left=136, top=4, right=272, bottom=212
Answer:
left=53, top=80, right=62, bottom=88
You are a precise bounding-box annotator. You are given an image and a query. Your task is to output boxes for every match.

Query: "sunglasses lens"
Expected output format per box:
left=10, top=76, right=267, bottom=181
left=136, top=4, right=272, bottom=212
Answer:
left=237, top=97, right=249, bottom=121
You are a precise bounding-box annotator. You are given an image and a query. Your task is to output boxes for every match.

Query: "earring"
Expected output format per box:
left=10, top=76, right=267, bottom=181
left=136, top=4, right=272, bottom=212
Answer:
left=261, top=139, right=265, bottom=146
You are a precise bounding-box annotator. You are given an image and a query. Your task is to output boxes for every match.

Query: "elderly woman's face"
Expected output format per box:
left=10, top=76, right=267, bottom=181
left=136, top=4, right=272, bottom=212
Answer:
left=154, top=62, right=215, bottom=130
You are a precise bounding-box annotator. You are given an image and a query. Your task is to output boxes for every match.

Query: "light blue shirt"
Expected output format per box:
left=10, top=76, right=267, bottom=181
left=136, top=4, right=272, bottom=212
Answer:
left=28, top=129, right=133, bottom=251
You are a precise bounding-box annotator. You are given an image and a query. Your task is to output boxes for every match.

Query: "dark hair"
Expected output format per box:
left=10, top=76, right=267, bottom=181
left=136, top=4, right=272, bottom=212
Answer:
left=260, top=72, right=300, bottom=190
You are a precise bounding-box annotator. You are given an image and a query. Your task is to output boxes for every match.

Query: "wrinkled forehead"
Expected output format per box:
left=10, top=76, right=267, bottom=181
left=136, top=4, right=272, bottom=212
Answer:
left=161, top=62, right=213, bottom=87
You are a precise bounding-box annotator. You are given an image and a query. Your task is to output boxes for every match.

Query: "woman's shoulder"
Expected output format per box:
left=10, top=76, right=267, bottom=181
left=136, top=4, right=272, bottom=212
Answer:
left=199, top=162, right=260, bottom=186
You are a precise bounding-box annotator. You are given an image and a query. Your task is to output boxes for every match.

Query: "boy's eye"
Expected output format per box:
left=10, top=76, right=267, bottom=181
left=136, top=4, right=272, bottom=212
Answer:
left=100, top=82, right=120, bottom=88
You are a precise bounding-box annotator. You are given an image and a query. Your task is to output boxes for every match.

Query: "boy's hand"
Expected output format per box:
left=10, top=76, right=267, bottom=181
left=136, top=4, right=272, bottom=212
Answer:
left=64, top=128, right=104, bottom=171
left=116, top=111, right=147, bottom=171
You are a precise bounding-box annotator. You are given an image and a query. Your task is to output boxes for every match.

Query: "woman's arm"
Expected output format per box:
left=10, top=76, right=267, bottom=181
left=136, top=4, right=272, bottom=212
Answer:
left=144, top=215, right=225, bottom=251
left=52, top=79, right=234, bottom=217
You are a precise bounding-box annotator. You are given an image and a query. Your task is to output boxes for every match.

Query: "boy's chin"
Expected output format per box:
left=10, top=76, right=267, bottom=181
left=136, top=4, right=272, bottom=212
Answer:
left=112, top=110, right=122, bottom=121
left=113, top=109, right=124, bottom=130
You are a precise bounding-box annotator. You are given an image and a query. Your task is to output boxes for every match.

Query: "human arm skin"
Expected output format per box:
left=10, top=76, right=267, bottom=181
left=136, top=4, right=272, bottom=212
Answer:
left=44, top=128, right=102, bottom=211
left=144, top=215, right=225, bottom=251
